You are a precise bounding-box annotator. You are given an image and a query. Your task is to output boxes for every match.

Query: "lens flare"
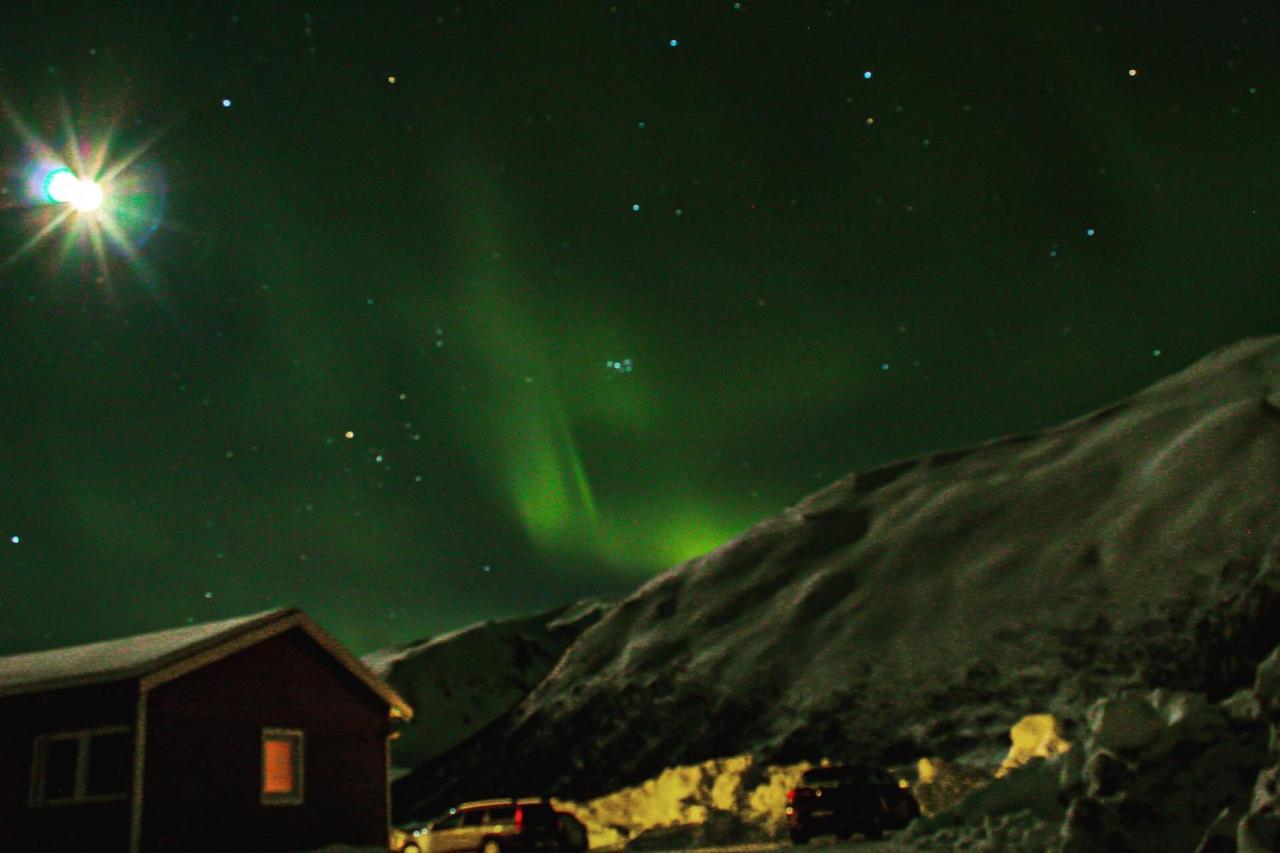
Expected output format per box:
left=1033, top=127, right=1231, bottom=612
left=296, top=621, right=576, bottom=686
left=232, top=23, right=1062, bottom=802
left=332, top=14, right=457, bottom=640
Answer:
left=3, top=94, right=170, bottom=293
left=43, top=168, right=78, bottom=203
left=44, top=168, right=104, bottom=212
left=70, top=179, right=104, bottom=212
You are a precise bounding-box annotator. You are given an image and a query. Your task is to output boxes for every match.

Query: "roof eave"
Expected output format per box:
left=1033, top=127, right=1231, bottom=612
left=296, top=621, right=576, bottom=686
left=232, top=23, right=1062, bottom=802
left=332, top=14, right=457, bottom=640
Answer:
left=0, top=670, right=143, bottom=700
left=137, top=610, right=414, bottom=720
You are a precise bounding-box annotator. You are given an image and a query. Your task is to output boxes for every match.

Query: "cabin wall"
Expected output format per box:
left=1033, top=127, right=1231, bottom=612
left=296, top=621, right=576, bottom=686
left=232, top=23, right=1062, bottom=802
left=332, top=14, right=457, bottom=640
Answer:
left=0, top=681, right=136, bottom=853
left=142, top=627, right=391, bottom=853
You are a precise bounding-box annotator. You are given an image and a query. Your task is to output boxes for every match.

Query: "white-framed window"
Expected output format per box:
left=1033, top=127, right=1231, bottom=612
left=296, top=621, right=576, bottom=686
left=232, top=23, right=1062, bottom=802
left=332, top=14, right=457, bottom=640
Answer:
left=260, top=727, right=305, bottom=806
left=29, top=725, right=132, bottom=807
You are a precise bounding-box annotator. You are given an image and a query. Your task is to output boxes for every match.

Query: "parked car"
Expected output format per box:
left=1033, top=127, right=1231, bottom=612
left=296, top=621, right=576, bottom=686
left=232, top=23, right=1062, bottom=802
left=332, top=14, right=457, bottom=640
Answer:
left=784, top=764, right=919, bottom=844
left=555, top=810, right=588, bottom=853
left=400, top=798, right=566, bottom=852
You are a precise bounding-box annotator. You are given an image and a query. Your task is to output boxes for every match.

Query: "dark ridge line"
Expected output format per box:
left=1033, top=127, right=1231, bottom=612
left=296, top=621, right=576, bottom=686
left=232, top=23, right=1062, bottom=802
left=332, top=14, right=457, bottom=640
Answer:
left=928, top=447, right=976, bottom=469
left=853, top=459, right=919, bottom=495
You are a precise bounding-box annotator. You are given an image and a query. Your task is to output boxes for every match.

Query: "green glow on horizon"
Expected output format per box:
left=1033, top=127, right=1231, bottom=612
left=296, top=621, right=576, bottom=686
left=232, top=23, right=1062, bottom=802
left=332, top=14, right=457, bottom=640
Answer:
left=593, top=497, right=756, bottom=573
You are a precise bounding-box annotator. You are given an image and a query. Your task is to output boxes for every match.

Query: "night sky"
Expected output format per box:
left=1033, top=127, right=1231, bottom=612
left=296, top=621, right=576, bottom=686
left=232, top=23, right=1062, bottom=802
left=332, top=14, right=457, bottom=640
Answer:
left=1, top=2, right=1277, bottom=655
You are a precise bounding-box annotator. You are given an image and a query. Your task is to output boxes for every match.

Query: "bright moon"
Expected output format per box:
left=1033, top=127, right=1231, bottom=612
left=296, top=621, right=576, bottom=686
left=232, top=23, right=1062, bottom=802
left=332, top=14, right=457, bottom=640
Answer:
left=44, top=167, right=104, bottom=212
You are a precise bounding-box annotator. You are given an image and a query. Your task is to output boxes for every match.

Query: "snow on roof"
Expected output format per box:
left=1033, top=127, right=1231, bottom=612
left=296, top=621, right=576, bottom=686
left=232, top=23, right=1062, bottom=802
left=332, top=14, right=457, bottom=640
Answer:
left=0, top=608, right=293, bottom=698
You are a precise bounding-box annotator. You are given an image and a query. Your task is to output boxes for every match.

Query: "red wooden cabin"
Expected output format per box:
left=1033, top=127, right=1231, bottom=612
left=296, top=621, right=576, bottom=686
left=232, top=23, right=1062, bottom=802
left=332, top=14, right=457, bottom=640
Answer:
left=0, top=608, right=412, bottom=852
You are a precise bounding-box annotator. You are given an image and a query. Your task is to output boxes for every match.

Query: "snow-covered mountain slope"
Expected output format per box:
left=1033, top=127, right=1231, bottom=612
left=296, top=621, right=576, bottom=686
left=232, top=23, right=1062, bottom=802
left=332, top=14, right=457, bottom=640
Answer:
left=395, top=335, right=1280, bottom=821
left=363, top=599, right=609, bottom=772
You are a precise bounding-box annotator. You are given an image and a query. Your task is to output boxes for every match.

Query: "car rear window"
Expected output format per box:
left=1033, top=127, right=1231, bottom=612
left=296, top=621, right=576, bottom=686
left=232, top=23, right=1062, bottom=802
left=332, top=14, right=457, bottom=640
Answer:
left=487, top=807, right=516, bottom=823
left=517, top=803, right=558, bottom=829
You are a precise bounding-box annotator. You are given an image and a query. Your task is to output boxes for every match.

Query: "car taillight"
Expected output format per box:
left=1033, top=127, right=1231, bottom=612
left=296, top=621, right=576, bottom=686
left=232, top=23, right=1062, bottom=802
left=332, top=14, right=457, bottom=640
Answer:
left=515, top=806, right=524, bottom=830
left=786, top=789, right=796, bottom=803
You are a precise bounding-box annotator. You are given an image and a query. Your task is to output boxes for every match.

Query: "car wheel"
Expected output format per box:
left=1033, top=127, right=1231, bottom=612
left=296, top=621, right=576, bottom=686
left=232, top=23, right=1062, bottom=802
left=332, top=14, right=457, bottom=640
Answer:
left=481, top=840, right=502, bottom=853
left=788, top=828, right=810, bottom=845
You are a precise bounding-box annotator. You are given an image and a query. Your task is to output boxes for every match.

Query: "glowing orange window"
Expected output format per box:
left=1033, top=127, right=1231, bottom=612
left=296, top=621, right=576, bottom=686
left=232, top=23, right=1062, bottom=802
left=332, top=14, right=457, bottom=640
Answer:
left=260, top=728, right=304, bottom=805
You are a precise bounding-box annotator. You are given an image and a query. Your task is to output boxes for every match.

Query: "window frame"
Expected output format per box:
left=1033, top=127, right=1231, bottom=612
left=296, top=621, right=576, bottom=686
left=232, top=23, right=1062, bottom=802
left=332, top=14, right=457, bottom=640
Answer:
left=260, top=727, right=305, bottom=806
left=486, top=806, right=516, bottom=825
left=28, top=725, right=132, bottom=807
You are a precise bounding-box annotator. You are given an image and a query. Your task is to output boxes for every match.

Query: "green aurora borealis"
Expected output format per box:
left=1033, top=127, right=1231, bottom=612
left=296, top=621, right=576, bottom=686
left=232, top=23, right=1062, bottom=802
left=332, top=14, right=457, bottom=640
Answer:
left=2, top=1, right=1280, bottom=654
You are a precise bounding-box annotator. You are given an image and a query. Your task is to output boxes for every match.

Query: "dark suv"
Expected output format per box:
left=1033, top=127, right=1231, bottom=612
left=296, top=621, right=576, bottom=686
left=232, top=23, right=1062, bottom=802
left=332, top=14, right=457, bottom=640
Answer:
left=404, top=798, right=566, bottom=852
left=784, top=765, right=919, bottom=844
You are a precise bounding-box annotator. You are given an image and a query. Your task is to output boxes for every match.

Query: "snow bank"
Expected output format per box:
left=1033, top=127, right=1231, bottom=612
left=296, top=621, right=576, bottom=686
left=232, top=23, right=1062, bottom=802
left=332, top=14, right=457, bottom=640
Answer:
left=553, top=754, right=808, bottom=850
left=900, top=671, right=1273, bottom=850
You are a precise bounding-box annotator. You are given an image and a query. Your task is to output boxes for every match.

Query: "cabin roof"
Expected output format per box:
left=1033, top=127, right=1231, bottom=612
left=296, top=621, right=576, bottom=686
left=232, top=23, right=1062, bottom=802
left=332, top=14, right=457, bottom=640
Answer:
left=0, top=608, right=412, bottom=718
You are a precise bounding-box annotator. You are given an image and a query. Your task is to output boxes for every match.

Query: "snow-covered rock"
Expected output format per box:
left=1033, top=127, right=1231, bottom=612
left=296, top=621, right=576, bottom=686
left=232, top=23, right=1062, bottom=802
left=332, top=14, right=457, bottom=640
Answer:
left=1255, top=644, right=1280, bottom=726
left=1058, top=796, right=1135, bottom=853
left=909, top=757, right=992, bottom=817
left=1085, top=693, right=1164, bottom=755
left=1237, top=644, right=1280, bottom=851
left=1238, top=765, right=1280, bottom=852
left=363, top=599, right=609, bottom=771
left=1069, top=690, right=1264, bottom=850
left=900, top=686, right=1268, bottom=851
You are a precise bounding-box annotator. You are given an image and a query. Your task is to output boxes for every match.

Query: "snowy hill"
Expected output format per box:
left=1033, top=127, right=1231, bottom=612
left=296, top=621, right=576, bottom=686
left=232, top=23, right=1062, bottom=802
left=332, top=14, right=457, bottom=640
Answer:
left=363, top=599, right=609, bottom=773
left=392, top=335, right=1280, bottom=847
